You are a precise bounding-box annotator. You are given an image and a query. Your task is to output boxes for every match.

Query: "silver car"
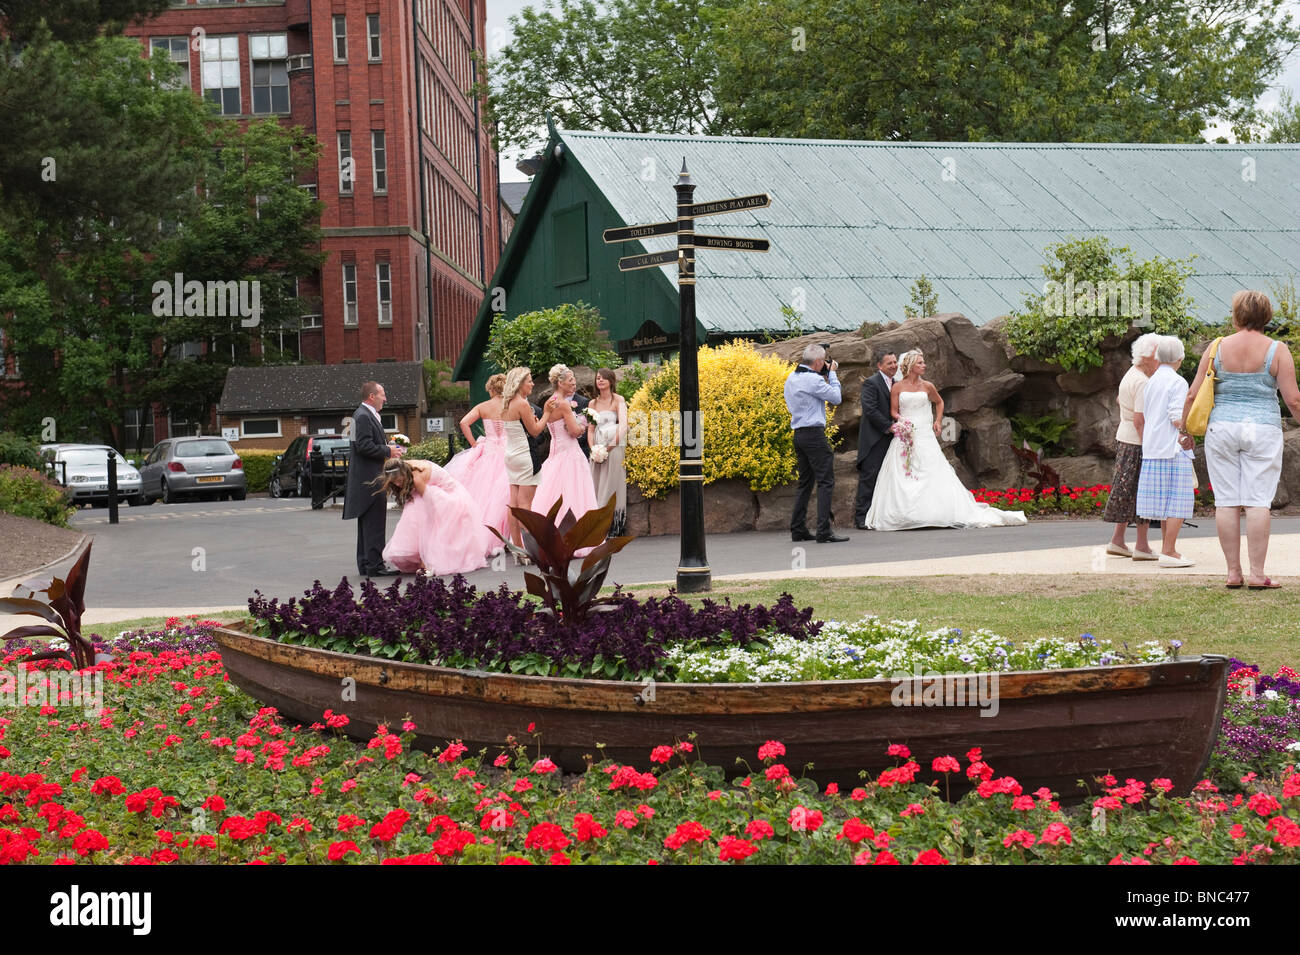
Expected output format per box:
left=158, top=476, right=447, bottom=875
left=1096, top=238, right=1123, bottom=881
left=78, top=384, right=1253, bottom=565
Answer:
left=138, top=437, right=247, bottom=504
left=46, top=445, right=144, bottom=506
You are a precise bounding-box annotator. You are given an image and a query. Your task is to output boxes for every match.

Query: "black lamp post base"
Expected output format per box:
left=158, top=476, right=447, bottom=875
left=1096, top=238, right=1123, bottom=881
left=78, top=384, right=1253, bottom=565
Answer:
left=676, top=567, right=712, bottom=593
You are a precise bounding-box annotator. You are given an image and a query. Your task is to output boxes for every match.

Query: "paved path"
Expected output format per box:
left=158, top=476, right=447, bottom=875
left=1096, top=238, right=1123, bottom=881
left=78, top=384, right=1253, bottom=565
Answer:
left=3, top=497, right=1299, bottom=626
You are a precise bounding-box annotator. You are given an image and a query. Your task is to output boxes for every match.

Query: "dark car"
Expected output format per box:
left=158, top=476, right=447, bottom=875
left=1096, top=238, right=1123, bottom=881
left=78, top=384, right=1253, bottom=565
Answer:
left=138, top=437, right=247, bottom=503
left=269, top=434, right=350, bottom=498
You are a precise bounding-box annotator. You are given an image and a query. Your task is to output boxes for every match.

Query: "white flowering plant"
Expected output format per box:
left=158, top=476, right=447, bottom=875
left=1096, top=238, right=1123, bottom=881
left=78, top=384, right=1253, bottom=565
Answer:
left=663, top=616, right=1173, bottom=684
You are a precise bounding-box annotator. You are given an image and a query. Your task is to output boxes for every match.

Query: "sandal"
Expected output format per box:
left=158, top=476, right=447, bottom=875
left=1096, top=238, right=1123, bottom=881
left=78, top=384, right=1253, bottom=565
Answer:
left=1225, top=580, right=1243, bottom=589
left=1247, top=578, right=1282, bottom=590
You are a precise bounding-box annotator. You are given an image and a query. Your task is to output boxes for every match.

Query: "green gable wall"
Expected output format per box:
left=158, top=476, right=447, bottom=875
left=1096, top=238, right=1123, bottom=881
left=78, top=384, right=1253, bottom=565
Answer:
left=455, top=129, right=703, bottom=402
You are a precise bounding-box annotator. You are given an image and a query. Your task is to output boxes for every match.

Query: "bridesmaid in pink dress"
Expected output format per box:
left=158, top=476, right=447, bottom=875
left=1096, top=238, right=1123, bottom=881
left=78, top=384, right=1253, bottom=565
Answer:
left=532, top=363, right=598, bottom=527
left=376, top=458, right=490, bottom=577
left=444, top=373, right=509, bottom=551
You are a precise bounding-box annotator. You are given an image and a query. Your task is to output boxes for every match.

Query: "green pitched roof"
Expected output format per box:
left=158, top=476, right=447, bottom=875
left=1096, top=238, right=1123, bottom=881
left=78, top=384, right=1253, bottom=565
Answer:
left=558, top=129, right=1300, bottom=332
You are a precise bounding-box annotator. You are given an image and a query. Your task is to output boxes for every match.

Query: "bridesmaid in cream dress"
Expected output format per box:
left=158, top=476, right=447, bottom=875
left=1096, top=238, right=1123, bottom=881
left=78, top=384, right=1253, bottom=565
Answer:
left=586, top=367, right=628, bottom=536
left=500, top=367, right=553, bottom=552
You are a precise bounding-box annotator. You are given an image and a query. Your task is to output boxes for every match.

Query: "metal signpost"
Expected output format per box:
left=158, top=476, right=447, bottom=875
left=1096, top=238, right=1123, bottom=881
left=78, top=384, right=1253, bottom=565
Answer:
left=604, top=161, right=771, bottom=593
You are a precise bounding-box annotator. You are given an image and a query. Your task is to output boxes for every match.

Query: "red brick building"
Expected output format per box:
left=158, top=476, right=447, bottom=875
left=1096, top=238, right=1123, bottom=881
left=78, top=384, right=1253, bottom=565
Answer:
left=124, top=0, right=500, bottom=373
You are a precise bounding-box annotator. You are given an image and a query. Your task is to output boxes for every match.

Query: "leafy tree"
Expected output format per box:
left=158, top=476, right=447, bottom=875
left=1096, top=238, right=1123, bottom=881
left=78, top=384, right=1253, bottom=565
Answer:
left=1232, top=90, right=1300, bottom=143
left=0, top=34, right=323, bottom=447
left=0, top=0, right=170, bottom=46
left=903, top=275, right=939, bottom=319
left=485, top=301, right=620, bottom=375
left=1005, top=236, right=1198, bottom=372
left=146, top=119, right=325, bottom=428
left=482, top=0, right=736, bottom=155
left=0, top=33, right=210, bottom=445
left=714, top=0, right=1299, bottom=143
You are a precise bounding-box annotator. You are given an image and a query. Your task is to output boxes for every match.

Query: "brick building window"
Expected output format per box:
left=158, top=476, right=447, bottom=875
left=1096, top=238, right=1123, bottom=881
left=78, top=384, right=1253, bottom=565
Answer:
left=371, top=131, right=387, bottom=193
left=376, top=262, right=392, bottom=325
left=342, top=263, right=358, bottom=326
left=367, top=14, right=382, bottom=60
left=333, top=15, right=347, bottom=62
left=338, top=131, right=353, bottom=195
left=150, top=37, right=190, bottom=89
left=250, top=34, right=289, bottom=114
left=201, top=36, right=240, bottom=115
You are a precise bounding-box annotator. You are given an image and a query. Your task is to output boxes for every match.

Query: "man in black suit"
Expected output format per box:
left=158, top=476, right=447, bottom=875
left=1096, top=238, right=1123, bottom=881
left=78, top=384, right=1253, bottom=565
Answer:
left=343, top=380, right=403, bottom=576
left=854, top=351, right=898, bottom=528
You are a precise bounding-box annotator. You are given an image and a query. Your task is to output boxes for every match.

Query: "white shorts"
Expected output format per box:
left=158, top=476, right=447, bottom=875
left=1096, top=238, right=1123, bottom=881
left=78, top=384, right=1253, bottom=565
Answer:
left=1203, top=421, right=1283, bottom=507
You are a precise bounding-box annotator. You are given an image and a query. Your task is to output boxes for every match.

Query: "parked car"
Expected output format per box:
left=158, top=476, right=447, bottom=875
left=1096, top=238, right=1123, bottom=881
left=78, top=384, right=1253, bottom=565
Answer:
left=138, top=437, right=247, bottom=504
left=268, top=434, right=350, bottom=498
left=45, top=445, right=144, bottom=506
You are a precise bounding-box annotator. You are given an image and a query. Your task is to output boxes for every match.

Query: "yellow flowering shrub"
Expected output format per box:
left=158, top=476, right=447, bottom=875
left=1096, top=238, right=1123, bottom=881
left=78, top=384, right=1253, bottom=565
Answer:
left=626, top=341, right=836, bottom=499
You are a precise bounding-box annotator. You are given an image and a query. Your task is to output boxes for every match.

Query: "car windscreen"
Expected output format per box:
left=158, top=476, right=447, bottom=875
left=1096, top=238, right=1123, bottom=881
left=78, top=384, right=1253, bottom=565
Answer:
left=315, top=439, right=350, bottom=455
left=176, top=440, right=233, bottom=457
left=61, top=449, right=129, bottom=467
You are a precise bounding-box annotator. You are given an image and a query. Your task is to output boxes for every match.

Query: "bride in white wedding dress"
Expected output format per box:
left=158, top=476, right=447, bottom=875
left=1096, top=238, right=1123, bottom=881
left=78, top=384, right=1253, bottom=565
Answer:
left=865, top=351, right=1027, bottom=531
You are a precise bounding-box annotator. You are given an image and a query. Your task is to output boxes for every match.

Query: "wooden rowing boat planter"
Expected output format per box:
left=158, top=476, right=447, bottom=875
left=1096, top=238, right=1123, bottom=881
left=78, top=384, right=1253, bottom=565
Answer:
left=213, top=625, right=1228, bottom=798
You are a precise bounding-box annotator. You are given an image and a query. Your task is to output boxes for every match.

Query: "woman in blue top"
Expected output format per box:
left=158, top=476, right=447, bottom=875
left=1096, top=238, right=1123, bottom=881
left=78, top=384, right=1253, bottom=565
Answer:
left=1183, top=290, right=1300, bottom=589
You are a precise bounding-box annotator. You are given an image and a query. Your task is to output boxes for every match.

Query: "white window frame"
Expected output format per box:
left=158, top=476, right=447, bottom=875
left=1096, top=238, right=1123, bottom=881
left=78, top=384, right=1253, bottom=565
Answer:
left=300, top=313, right=323, bottom=329
left=241, top=417, right=282, bottom=438
left=333, top=15, right=347, bottom=62
left=342, top=263, right=358, bottom=326
left=376, top=262, right=392, bottom=326
left=367, top=14, right=382, bottom=60
left=249, top=33, right=290, bottom=114
left=371, top=130, right=387, bottom=193
left=337, top=131, right=353, bottom=195
left=150, top=36, right=190, bottom=89
left=201, top=35, right=241, bottom=116
left=380, top=412, right=397, bottom=432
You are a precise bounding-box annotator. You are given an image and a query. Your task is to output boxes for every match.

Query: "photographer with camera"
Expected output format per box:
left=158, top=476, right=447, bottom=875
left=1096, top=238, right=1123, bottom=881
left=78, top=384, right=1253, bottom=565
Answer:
left=783, top=343, right=847, bottom=543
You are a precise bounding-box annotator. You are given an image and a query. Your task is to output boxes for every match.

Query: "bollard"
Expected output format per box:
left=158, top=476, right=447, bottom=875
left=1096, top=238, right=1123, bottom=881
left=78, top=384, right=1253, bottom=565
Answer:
left=106, top=450, right=119, bottom=525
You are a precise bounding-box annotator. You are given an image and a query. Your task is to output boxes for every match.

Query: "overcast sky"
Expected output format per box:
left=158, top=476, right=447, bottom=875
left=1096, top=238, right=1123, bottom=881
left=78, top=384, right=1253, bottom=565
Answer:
left=485, top=0, right=1300, bottom=183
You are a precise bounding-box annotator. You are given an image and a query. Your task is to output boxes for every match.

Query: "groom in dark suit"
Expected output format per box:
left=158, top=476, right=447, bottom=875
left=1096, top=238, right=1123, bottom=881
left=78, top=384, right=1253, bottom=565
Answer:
left=343, top=380, right=403, bottom=576
left=854, top=351, right=898, bottom=529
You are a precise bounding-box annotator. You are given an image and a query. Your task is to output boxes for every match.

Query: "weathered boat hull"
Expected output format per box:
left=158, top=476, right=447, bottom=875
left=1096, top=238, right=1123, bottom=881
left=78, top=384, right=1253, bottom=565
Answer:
left=213, top=626, right=1228, bottom=798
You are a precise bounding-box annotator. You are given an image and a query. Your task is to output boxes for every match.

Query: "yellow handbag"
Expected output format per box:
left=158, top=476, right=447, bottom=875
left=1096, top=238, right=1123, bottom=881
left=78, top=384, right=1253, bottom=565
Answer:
left=1184, top=337, right=1221, bottom=437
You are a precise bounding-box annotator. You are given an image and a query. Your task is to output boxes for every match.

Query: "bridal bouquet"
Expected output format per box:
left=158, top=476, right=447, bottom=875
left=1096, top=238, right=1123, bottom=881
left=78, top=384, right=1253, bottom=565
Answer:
left=390, top=433, right=411, bottom=448
left=581, top=406, right=601, bottom=427
left=890, top=419, right=918, bottom=479
left=590, top=443, right=609, bottom=463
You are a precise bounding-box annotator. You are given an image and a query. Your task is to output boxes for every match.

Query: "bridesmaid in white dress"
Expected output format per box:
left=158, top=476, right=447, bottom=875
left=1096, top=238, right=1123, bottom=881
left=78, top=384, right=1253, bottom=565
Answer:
left=866, top=350, right=1027, bottom=530
left=586, top=367, right=628, bottom=536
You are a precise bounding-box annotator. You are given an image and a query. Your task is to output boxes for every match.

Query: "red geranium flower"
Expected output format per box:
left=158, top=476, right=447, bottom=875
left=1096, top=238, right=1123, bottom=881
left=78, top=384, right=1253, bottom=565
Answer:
left=327, top=840, right=360, bottom=861
left=757, top=740, right=786, bottom=761
left=913, top=848, right=949, bottom=865
left=745, top=819, right=775, bottom=841
left=718, top=836, right=758, bottom=862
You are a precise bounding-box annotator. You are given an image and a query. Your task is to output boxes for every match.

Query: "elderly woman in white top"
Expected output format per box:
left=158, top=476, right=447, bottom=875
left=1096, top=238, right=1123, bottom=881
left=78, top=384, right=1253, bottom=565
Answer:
left=1104, top=332, right=1161, bottom=559
left=1135, top=335, right=1196, bottom=567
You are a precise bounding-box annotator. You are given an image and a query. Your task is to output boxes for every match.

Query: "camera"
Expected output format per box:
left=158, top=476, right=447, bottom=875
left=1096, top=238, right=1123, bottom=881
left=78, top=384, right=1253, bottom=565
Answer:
left=819, top=343, right=833, bottom=377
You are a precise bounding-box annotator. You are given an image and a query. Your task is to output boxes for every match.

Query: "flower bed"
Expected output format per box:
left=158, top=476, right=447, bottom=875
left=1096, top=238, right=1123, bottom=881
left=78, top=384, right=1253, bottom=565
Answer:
left=0, top=637, right=1296, bottom=865
left=974, top=484, right=1217, bottom=515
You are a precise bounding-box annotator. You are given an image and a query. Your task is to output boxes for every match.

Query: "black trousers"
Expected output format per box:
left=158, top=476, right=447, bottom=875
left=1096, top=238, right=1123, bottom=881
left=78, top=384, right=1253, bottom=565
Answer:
left=355, top=502, right=387, bottom=575
left=791, top=427, right=835, bottom=536
left=854, top=437, right=891, bottom=523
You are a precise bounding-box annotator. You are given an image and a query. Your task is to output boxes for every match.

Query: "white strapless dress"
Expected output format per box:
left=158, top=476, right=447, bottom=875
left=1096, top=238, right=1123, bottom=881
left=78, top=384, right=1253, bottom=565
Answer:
left=865, top=391, right=1027, bottom=531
